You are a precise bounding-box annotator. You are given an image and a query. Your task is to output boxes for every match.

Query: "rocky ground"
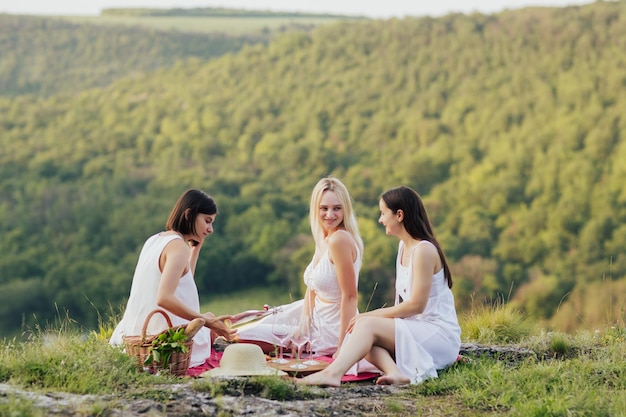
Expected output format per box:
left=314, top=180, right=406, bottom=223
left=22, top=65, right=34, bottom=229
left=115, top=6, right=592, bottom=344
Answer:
left=1, top=381, right=415, bottom=416
left=0, top=344, right=536, bottom=416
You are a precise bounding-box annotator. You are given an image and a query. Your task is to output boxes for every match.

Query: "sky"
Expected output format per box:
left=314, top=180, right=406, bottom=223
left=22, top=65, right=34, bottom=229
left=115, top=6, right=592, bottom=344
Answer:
left=1, top=0, right=594, bottom=19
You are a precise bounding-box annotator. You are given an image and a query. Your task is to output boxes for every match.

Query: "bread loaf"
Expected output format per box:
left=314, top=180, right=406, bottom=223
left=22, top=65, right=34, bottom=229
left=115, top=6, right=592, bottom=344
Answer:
left=184, top=317, right=206, bottom=338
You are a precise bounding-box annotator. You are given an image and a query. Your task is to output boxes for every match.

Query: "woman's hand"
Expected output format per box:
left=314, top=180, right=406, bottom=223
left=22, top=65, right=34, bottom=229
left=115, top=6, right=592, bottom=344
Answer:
left=188, top=235, right=204, bottom=253
left=189, top=237, right=204, bottom=251
left=345, top=314, right=360, bottom=334
left=231, top=309, right=266, bottom=323
left=345, top=310, right=374, bottom=334
left=203, top=313, right=237, bottom=341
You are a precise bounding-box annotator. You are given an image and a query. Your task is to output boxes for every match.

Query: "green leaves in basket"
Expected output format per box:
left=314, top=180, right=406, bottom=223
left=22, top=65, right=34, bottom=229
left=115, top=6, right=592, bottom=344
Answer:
left=144, top=327, right=190, bottom=368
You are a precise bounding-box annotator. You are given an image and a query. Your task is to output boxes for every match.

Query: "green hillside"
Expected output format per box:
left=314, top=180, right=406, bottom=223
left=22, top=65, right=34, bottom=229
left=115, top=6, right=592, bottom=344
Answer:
left=0, top=8, right=365, bottom=98
left=1, top=1, right=626, bottom=336
left=0, top=14, right=267, bottom=97
left=55, top=7, right=365, bottom=36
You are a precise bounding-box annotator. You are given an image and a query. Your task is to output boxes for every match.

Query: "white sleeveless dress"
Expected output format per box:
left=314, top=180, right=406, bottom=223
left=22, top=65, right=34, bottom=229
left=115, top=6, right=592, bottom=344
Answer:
left=238, top=234, right=361, bottom=356
left=109, top=233, right=211, bottom=367
left=393, top=240, right=461, bottom=384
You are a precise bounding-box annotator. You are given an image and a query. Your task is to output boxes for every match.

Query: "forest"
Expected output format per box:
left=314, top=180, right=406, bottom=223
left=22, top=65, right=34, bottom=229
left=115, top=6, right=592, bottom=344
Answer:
left=1, top=1, right=625, bottom=337
left=0, top=13, right=265, bottom=98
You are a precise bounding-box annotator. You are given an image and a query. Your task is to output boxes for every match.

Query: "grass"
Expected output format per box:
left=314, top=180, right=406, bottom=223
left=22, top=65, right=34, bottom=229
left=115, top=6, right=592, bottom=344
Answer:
left=417, top=348, right=626, bottom=416
left=0, top=328, right=158, bottom=396
left=200, top=285, right=297, bottom=316
left=460, top=299, right=535, bottom=344
left=1, top=301, right=625, bottom=416
left=192, top=375, right=320, bottom=401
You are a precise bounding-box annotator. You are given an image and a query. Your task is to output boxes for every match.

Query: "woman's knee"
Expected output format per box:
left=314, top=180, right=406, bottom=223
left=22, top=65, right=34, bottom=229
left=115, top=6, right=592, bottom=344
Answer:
left=354, top=317, right=395, bottom=346
left=354, top=316, right=393, bottom=334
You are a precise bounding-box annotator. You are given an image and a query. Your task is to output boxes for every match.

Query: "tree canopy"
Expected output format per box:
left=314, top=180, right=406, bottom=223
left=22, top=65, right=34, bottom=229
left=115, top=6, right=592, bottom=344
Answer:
left=1, top=1, right=625, bottom=336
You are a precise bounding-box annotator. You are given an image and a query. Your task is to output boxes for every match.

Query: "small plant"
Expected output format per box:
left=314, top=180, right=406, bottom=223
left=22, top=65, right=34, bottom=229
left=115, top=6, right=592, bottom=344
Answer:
left=144, top=327, right=189, bottom=368
left=193, top=376, right=320, bottom=401
left=461, top=300, right=535, bottom=344
left=549, top=333, right=570, bottom=356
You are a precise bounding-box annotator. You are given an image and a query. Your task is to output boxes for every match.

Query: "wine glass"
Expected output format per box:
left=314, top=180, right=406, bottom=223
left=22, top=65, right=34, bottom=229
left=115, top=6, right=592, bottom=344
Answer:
left=303, top=306, right=320, bottom=366
left=271, top=319, right=290, bottom=364
left=288, top=318, right=309, bottom=370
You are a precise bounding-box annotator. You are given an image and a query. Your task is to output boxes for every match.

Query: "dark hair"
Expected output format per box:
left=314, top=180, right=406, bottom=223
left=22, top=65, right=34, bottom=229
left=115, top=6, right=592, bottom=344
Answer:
left=165, top=189, right=217, bottom=237
left=381, top=186, right=453, bottom=288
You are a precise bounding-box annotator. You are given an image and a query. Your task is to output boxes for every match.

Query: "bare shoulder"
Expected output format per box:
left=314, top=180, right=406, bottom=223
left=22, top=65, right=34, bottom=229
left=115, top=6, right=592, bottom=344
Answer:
left=413, top=240, right=441, bottom=270
left=159, top=236, right=190, bottom=272
left=327, top=230, right=357, bottom=264
left=328, top=230, right=356, bottom=249
left=415, top=240, right=437, bottom=254
left=163, top=236, right=189, bottom=255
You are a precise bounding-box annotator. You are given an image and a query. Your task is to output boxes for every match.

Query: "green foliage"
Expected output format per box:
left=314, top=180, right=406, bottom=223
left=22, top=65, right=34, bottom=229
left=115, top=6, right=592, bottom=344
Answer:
left=101, top=7, right=363, bottom=19
left=384, top=400, right=404, bottom=414
left=2, top=1, right=626, bottom=336
left=505, top=356, right=621, bottom=416
left=0, top=397, right=44, bottom=417
left=461, top=300, right=535, bottom=344
left=411, top=324, right=626, bottom=417
left=144, top=327, right=189, bottom=368
left=0, top=14, right=265, bottom=98
left=525, top=331, right=595, bottom=362
left=1, top=307, right=626, bottom=416
left=602, top=326, right=626, bottom=345
left=548, top=333, right=570, bottom=356
left=201, top=286, right=296, bottom=316
left=193, top=375, right=318, bottom=401
left=0, top=327, right=151, bottom=394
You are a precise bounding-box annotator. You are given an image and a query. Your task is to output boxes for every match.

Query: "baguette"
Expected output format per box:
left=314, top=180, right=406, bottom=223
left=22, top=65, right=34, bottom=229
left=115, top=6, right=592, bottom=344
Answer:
left=184, top=317, right=206, bottom=339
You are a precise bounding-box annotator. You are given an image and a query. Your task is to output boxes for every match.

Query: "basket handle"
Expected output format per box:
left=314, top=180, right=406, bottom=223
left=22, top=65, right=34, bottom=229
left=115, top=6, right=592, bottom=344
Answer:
left=141, top=309, right=174, bottom=339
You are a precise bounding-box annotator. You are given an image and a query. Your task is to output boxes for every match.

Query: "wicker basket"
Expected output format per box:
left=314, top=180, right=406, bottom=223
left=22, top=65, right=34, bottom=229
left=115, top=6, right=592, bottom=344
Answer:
left=123, top=309, right=193, bottom=376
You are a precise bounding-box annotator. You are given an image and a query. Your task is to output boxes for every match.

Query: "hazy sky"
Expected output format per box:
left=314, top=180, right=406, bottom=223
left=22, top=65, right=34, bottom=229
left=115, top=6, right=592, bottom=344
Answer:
left=1, top=0, right=593, bottom=18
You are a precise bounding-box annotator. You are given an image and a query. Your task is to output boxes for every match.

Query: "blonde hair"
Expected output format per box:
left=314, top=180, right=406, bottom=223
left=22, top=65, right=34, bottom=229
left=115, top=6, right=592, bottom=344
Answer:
left=309, top=177, right=364, bottom=255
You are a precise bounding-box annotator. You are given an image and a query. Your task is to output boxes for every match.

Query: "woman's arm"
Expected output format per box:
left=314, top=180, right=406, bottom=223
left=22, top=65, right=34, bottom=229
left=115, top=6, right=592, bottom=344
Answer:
left=328, top=231, right=359, bottom=349
left=345, top=243, right=436, bottom=332
left=188, top=238, right=203, bottom=276
left=156, top=239, right=234, bottom=339
left=156, top=239, right=198, bottom=319
left=302, top=287, right=315, bottom=321
left=402, top=243, right=436, bottom=316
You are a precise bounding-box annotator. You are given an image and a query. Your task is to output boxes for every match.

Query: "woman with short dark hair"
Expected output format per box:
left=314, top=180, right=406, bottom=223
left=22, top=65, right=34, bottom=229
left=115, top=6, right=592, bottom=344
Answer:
left=110, top=189, right=235, bottom=367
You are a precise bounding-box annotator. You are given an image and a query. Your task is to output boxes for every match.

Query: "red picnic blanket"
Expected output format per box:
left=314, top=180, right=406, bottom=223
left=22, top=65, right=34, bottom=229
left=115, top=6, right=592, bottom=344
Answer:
left=186, top=349, right=380, bottom=382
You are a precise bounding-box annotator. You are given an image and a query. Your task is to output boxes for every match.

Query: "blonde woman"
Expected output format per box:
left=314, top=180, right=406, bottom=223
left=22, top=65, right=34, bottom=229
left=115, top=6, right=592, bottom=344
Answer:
left=238, top=177, right=364, bottom=358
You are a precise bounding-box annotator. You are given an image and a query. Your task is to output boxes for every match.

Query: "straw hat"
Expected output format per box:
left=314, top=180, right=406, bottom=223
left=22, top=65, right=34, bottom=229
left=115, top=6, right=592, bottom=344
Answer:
left=200, top=344, right=287, bottom=378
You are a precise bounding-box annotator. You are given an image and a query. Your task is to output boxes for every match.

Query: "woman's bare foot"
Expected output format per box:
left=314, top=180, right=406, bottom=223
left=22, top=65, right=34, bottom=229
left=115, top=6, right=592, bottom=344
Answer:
left=297, top=371, right=342, bottom=387
left=376, top=372, right=410, bottom=385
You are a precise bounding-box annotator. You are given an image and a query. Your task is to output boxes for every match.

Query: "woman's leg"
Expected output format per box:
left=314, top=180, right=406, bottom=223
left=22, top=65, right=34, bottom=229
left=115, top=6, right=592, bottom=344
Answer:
left=360, top=323, right=411, bottom=385
left=298, top=316, right=396, bottom=386
left=363, top=345, right=408, bottom=385
left=370, top=345, right=410, bottom=385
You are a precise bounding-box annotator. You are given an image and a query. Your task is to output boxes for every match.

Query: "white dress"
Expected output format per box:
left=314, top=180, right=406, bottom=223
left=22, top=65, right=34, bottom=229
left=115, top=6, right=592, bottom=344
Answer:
left=238, top=233, right=361, bottom=356
left=393, top=240, right=461, bottom=384
left=109, top=233, right=211, bottom=367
